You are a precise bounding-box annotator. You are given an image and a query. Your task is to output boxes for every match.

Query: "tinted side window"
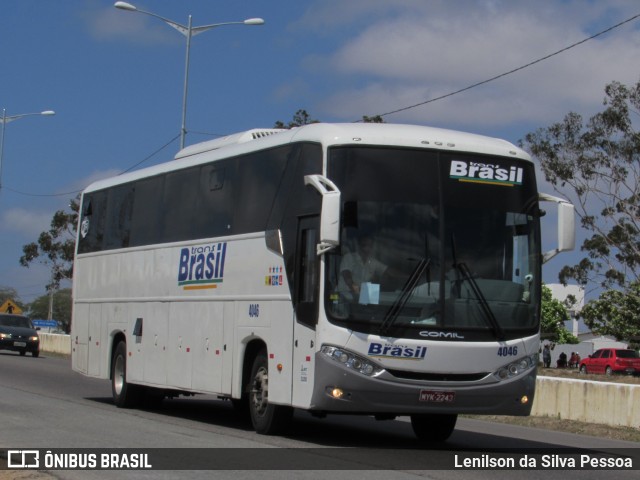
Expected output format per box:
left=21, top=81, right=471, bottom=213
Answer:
left=233, top=147, right=290, bottom=233
left=104, top=184, right=134, bottom=250
left=78, top=190, right=107, bottom=253
left=130, top=176, right=164, bottom=247
left=161, top=167, right=200, bottom=243
left=197, top=161, right=235, bottom=238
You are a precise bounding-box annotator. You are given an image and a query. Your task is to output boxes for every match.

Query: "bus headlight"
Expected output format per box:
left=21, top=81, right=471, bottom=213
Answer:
left=494, top=354, right=537, bottom=381
left=321, top=345, right=384, bottom=377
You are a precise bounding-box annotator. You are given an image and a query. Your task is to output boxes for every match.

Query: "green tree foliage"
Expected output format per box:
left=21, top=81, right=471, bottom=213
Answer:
left=28, top=288, right=73, bottom=333
left=541, top=285, right=579, bottom=344
left=580, top=280, right=640, bottom=343
left=522, top=80, right=640, bottom=290
left=274, top=109, right=319, bottom=129
left=362, top=115, right=385, bottom=123
left=20, top=196, right=79, bottom=291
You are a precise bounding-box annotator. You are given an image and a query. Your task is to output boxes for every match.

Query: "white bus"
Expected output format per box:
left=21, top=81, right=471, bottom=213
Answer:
left=71, top=123, right=574, bottom=441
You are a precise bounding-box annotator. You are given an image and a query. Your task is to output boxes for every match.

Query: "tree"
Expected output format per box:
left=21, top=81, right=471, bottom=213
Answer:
left=541, top=285, right=579, bottom=344
left=274, top=109, right=319, bottom=129
left=28, top=288, right=73, bottom=333
left=522, top=80, right=640, bottom=291
left=362, top=114, right=385, bottom=123
left=20, top=196, right=79, bottom=292
left=579, top=280, right=640, bottom=344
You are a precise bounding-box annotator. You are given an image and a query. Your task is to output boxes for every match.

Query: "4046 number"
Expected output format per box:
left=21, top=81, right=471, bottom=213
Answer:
left=497, top=346, right=518, bottom=356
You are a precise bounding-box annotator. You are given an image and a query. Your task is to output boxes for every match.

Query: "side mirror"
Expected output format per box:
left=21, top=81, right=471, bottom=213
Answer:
left=304, top=174, right=341, bottom=255
left=539, top=193, right=575, bottom=263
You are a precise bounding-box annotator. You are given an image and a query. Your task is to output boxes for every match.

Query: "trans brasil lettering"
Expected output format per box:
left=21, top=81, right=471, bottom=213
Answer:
left=368, top=342, right=427, bottom=360
left=450, top=160, right=523, bottom=187
left=178, top=242, right=227, bottom=290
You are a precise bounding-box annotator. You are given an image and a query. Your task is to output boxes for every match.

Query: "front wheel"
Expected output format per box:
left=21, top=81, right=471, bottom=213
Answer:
left=579, top=364, right=587, bottom=374
left=111, top=341, right=142, bottom=408
left=248, top=350, right=293, bottom=435
left=411, top=414, right=457, bottom=442
left=605, top=366, right=613, bottom=376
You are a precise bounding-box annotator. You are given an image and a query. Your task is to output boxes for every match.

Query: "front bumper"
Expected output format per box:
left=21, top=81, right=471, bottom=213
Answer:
left=0, top=338, right=39, bottom=354
left=309, top=351, right=536, bottom=416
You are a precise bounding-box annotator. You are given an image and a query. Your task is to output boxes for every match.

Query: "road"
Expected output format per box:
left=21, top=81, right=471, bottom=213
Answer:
left=0, top=351, right=637, bottom=480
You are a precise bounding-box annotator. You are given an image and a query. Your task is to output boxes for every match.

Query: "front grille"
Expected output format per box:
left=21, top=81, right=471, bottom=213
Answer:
left=386, top=368, right=489, bottom=382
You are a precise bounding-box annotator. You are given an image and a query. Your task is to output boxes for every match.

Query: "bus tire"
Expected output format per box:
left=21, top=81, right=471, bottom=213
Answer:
left=111, top=341, right=142, bottom=408
left=410, top=413, right=457, bottom=442
left=248, top=350, right=293, bottom=435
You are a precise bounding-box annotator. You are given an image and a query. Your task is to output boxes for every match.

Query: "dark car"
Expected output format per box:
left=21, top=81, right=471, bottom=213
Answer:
left=0, top=314, right=40, bottom=357
left=579, top=348, right=640, bottom=376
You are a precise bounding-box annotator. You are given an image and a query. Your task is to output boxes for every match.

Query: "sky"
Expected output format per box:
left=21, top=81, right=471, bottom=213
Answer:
left=0, top=0, right=639, bottom=304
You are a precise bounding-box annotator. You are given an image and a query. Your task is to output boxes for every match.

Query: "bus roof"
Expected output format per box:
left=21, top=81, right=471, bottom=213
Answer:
left=83, top=123, right=531, bottom=194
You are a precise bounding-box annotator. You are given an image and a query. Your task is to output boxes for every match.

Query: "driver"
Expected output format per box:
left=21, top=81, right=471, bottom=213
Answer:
left=338, top=234, right=388, bottom=301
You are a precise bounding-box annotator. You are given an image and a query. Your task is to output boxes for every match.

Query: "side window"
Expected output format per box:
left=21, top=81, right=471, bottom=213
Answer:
left=295, top=216, right=320, bottom=328
left=162, top=167, right=199, bottom=243
left=104, top=184, right=134, bottom=250
left=198, top=161, right=235, bottom=238
left=131, top=176, right=164, bottom=247
left=591, top=350, right=602, bottom=359
left=601, top=350, right=611, bottom=359
left=78, top=191, right=107, bottom=253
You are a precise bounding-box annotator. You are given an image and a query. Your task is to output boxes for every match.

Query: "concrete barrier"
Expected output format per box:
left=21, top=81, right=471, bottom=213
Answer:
left=39, top=333, right=71, bottom=356
left=531, top=375, right=640, bottom=428
left=35, top=337, right=638, bottom=428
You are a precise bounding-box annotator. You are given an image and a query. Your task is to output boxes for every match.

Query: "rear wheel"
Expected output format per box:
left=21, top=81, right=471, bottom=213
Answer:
left=248, top=350, right=293, bottom=435
left=411, top=414, right=457, bottom=442
left=111, top=341, right=142, bottom=408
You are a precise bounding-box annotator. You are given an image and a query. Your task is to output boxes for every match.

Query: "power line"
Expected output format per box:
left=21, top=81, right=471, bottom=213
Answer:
left=3, top=133, right=181, bottom=197
left=370, top=12, right=640, bottom=120
left=120, top=133, right=180, bottom=174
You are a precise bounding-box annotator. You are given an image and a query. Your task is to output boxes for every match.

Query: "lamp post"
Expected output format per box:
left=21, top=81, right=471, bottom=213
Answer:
left=0, top=109, right=55, bottom=191
left=114, top=2, right=264, bottom=150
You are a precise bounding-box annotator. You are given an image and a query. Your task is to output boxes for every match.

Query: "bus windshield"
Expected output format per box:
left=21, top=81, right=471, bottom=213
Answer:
left=325, top=146, right=541, bottom=341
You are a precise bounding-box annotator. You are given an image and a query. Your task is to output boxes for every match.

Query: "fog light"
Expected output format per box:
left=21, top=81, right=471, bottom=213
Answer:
left=331, top=388, right=344, bottom=399
left=520, top=395, right=529, bottom=405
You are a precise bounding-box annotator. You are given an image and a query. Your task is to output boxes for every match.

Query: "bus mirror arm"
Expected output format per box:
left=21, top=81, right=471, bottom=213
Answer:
left=539, top=193, right=576, bottom=263
left=304, top=175, right=341, bottom=255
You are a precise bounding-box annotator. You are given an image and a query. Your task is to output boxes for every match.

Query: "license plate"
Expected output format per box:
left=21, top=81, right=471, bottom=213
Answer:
left=14, top=341, right=26, bottom=347
left=419, top=390, right=455, bottom=403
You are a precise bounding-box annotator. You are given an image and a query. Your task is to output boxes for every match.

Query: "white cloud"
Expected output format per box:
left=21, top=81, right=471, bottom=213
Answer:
left=1, top=209, right=53, bottom=239
left=306, top=1, right=640, bottom=128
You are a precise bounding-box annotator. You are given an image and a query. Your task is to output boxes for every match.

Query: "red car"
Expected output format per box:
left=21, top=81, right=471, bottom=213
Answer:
left=579, top=348, right=640, bottom=376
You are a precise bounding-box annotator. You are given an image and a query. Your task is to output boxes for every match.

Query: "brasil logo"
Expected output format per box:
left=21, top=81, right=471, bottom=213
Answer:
left=450, top=160, right=523, bottom=187
left=177, top=242, right=227, bottom=290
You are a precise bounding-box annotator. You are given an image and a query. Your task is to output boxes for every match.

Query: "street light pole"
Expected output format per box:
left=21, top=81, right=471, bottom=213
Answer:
left=0, top=109, right=55, bottom=191
left=114, top=2, right=265, bottom=150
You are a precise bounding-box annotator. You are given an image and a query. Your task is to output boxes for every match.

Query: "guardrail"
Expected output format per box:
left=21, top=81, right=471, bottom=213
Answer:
left=39, top=333, right=72, bottom=356
left=531, top=375, right=640, bottom=428
left=37, top=335, right=639, bottom=428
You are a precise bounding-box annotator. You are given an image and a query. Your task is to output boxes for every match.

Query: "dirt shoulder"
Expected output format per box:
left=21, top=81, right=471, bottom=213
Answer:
left=467, top=366, right=640, bottom=443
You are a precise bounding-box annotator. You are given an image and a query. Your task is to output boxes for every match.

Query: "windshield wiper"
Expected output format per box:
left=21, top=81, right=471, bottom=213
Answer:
left=380, top=258, right=431, bottom=336
left=454, top=262, right=505, bottom=341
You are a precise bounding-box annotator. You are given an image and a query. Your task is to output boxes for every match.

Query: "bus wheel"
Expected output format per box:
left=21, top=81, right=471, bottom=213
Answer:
left=248, top=350, right=293, bottom=435
left=410, top=413, right=457, bottom=442
left=111, top=341, right=142, bottom=408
